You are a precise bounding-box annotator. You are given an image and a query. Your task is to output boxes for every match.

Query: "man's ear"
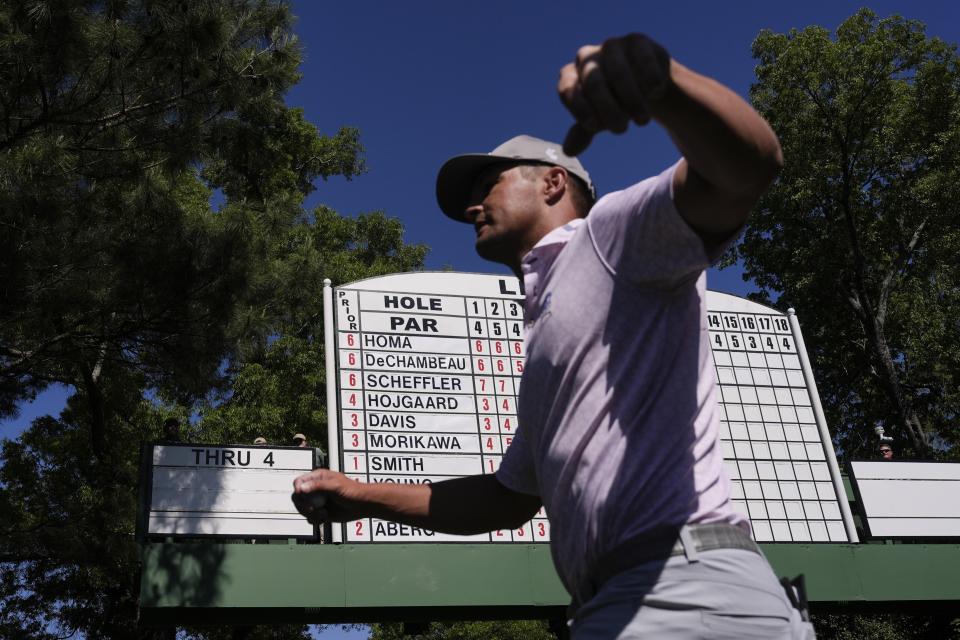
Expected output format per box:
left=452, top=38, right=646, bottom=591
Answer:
left=543, top=166, right=568, bottom=204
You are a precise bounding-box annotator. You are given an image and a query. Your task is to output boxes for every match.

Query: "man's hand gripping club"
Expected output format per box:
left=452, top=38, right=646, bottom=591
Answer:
left=292, top=469, right=369, bottom=525
left=559, top=33, right=782, bottom=237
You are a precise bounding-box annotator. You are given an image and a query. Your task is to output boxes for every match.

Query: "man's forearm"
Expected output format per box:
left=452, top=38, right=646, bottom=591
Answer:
left=294, top=470, right=541, bottom=536
left=361, top=474, right=540, bottom=535
left=652, top=61, right=783, bottom=200
left=347, top=479, right=434, bottom=526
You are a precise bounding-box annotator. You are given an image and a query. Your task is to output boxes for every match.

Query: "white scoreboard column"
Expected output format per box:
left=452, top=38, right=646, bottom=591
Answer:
left=328, top=272, right=546, bottom=543
left=707, top=292, right=858, bottom=543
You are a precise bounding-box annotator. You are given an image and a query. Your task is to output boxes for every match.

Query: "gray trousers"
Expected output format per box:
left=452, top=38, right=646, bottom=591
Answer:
left=570, top=544, right=815, bottom=639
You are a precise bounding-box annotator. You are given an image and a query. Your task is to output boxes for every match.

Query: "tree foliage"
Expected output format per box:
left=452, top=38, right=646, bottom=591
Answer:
left=0, top=0, right=364, bottom=459
left=735, top=9, right=960, bottom=458
left=0, top=383, right=168, bottom=639
left=0, top=1, right=428, bottom=638
left=370, top=619, right=557, bottom=640
left=812, top=612, right=960, bottom=640
left=198, top=208, right=428, bottom=450
left=0, top=204, right=427, bottom=640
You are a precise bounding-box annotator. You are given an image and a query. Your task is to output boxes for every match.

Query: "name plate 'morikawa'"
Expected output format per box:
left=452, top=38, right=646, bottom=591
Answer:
left=324, top=273, right=858, bottom=545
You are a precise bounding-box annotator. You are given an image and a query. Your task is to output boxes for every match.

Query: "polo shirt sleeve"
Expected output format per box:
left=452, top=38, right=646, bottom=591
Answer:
left=586, top=161, right=736, bottom=288
left=495, top=426, right=540, bottom=496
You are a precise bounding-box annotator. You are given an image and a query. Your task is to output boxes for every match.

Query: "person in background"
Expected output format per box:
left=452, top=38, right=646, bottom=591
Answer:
left=293, top=433, right=308, bottom=448
left=879, top=444, right=894, bottom=460
left=160, top=418, right=182, bottom=444
left=253, top=436, right=268, bottom=445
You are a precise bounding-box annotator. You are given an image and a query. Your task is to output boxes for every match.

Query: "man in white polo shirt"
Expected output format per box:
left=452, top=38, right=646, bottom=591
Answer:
left=294, top=33, right=813, bottom=638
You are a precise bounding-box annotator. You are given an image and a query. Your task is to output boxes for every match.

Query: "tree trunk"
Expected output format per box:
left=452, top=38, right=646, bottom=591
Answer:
left=839, top=161, right=929, bottom=452
left=862, top=312, right=929, bottom=450
left=80, top=363, right=107, bottom=460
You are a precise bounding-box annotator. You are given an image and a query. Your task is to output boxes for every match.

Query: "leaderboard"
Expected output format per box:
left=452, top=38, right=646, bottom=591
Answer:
left=332, top=273, right=549, bottom=543
left=328, top=273, right=856, bottom=546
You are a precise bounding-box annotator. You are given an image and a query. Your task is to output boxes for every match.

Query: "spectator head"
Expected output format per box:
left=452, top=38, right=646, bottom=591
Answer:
left=293, top=433, right=308, bottom=447
left=163, top=418, right=181, bottom=440
left=879, top=444, right=894, bottom=460
left=253, top=437, right=267, bottom=445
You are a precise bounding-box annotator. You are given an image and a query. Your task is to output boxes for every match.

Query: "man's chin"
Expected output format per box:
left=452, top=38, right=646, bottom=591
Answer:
left=474, top=236, right=502, bottom=262
left=474, top=238, right=522, bottom=275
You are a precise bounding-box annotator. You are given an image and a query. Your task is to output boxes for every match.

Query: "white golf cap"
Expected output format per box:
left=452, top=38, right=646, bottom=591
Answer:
left=436, top=135, right=595, bottom=221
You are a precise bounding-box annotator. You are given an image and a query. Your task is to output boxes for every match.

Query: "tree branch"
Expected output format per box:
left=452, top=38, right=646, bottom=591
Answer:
left=0, top=331, right=77, bottom=374
left=877, top=218, right=926, bottom=327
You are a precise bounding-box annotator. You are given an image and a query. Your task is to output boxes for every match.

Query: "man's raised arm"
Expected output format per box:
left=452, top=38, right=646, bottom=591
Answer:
left=292, top=469, right=541, bottom=536
left=557, top=33, right=782, bottom=241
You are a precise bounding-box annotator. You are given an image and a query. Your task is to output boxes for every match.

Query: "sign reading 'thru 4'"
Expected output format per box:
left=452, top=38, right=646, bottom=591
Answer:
left=144, top=443, right=316, bottom=539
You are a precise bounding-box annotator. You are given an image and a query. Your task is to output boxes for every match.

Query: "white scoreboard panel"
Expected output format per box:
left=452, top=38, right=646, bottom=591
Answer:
left=147, top=444, right=316, bottom=538
left=324, top=274, right=857, bottom=544
left=328, top=272, right=549, bottom=543
left=709, top=292, right=857, bottom=542
left=848, top=461, right=960, bottom=538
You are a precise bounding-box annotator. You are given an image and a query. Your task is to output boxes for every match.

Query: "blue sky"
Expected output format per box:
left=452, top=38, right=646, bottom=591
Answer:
left=4, top=2, right=960, bottom=637
left=289, top=0, right=959, bottom=287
